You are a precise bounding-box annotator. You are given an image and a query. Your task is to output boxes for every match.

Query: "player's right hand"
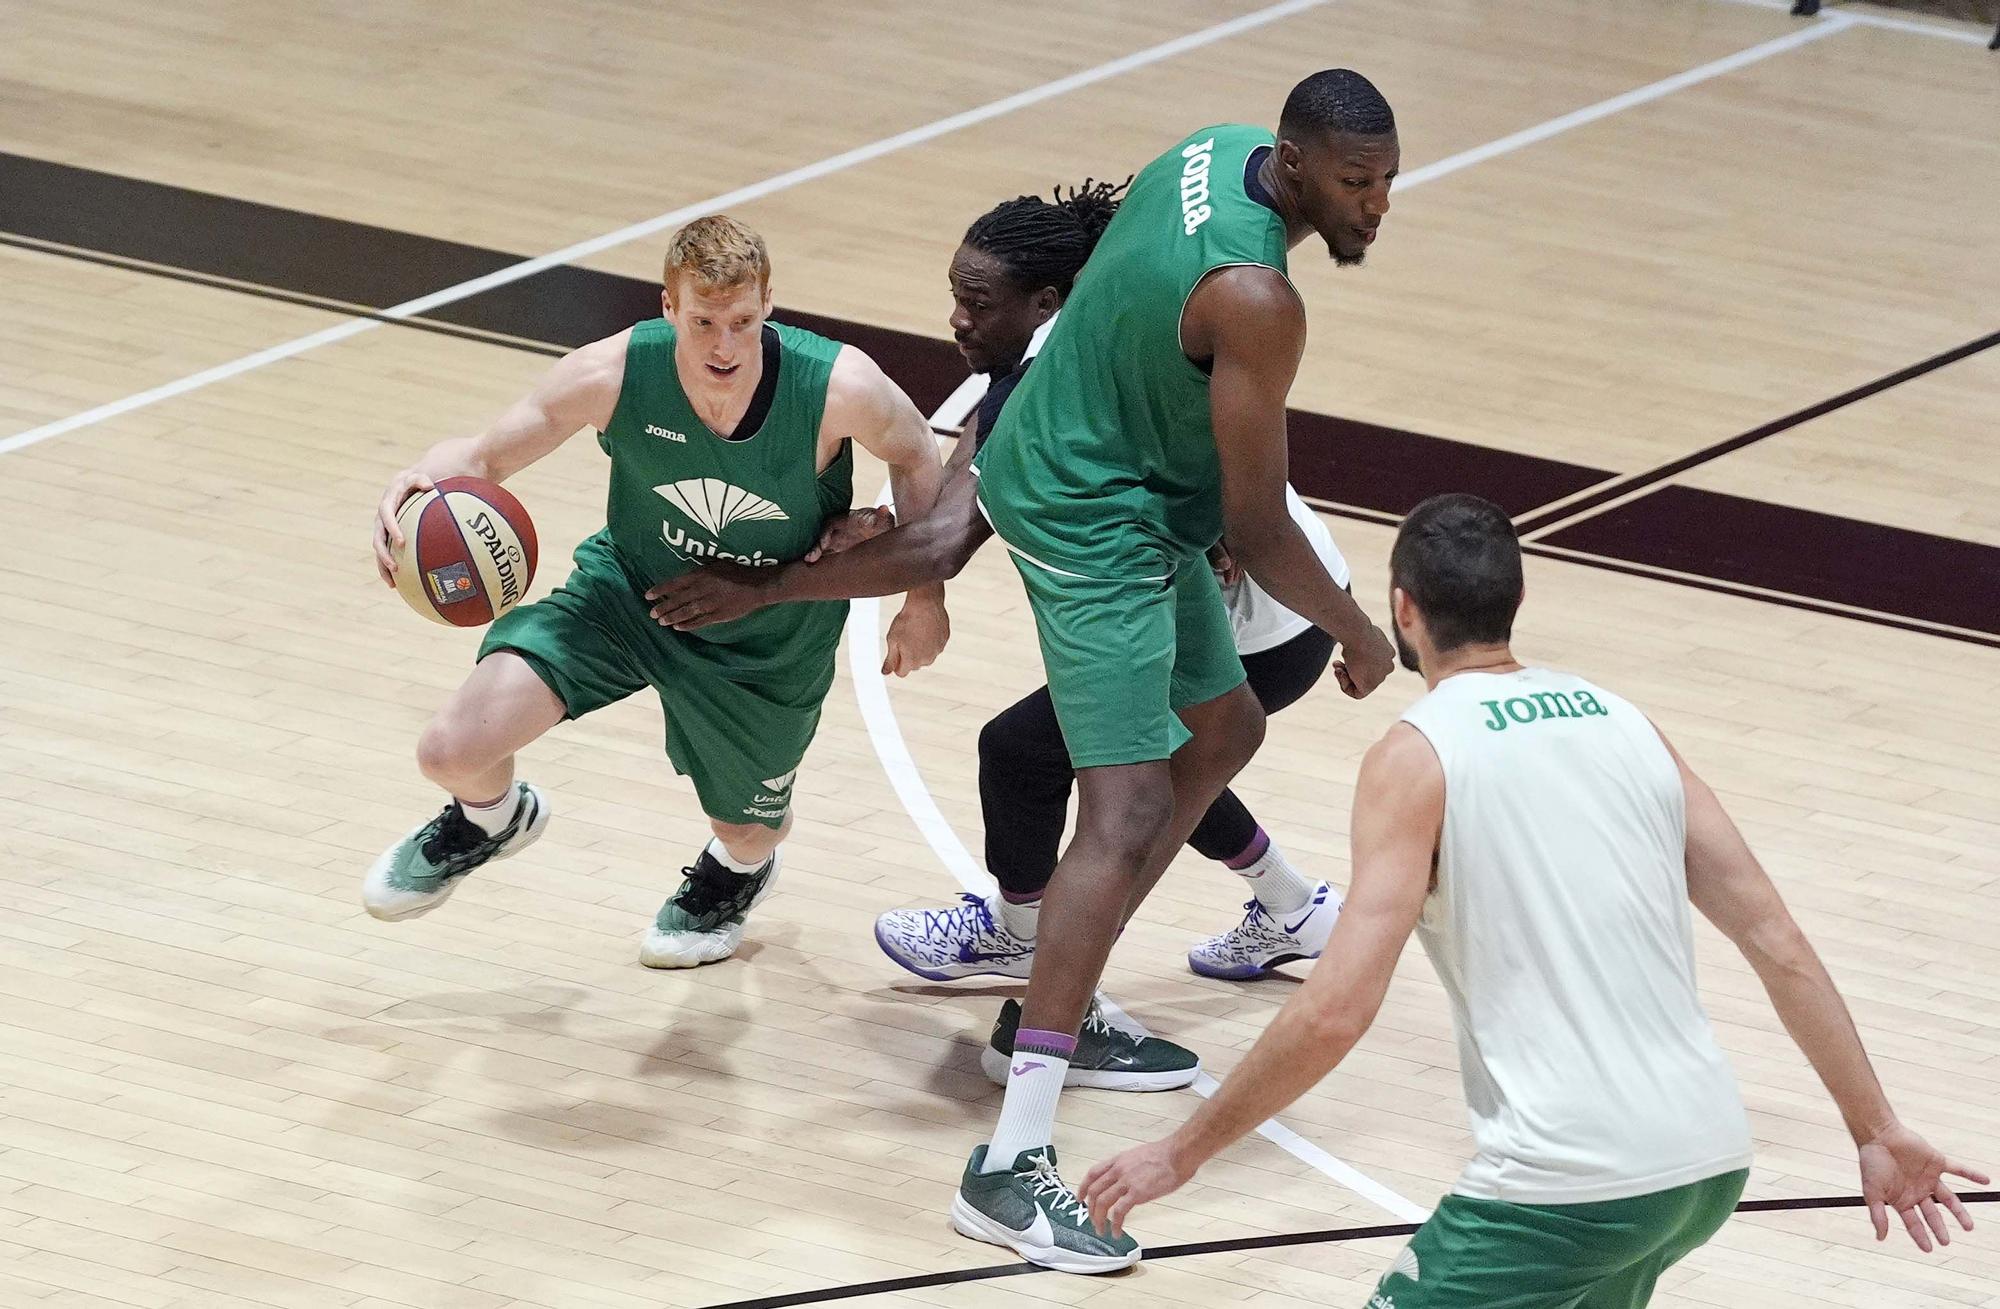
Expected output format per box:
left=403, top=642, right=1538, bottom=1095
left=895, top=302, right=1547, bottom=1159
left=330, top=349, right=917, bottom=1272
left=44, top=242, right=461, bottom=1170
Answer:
left=1858, top=1122, right=1987, bottom=1252
left=373, top=470, right=435, bottom=586
left=1332, top=623, right=1396, bottom=699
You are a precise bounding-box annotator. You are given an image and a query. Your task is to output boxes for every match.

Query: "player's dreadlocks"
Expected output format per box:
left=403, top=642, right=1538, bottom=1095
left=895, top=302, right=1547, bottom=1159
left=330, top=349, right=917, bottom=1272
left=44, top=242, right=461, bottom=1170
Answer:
left=962, top=177, right=1131, bottom=299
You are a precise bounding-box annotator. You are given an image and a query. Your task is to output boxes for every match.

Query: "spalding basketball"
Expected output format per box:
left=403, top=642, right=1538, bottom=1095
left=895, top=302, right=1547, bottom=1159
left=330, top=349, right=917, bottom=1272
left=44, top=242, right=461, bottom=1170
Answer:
left=392, top=476, right=539, bottom=627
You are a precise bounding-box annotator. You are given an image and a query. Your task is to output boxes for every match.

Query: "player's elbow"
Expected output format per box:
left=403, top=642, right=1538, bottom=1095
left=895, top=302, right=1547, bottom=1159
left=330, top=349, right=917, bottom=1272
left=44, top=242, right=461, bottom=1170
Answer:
left=1301, top=1001, right=1371, bottom=1055
left=1741, top=908, right=1815, bottom=979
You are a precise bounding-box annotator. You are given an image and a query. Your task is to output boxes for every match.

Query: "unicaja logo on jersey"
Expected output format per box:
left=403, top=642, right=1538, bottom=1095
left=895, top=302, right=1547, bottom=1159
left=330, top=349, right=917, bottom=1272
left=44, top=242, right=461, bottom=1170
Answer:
left=1179, top=137, right=1216, bottom=236
left=753, top=768, right=797, bottom=806
left=654, top=478, right=789, bottom=568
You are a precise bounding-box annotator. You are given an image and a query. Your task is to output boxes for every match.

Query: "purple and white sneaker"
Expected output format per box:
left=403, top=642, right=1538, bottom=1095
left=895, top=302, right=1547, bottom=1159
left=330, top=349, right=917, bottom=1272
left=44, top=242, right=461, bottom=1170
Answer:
left=875, top=892, right=1035, bottom=981
left=1188, top=881, right=1340, bottom=979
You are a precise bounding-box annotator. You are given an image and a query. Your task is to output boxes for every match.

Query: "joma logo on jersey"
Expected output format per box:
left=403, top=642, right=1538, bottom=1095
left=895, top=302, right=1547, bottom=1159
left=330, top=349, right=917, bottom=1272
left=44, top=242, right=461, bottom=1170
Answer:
left=654, top=478, right=789, bottom=567
left=645, top=423, right=688, bottom=443
left=1179, top=137, right=1216, bottom=236
left=1481, top=690, right=1610, bottom=732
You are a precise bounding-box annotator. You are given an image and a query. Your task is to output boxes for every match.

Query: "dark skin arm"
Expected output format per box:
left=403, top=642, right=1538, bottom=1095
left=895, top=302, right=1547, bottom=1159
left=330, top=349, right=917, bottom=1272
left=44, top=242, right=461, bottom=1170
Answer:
left=1182, top=266, right=1394, bottom=697
left=646, top=449, right=991, bottom=626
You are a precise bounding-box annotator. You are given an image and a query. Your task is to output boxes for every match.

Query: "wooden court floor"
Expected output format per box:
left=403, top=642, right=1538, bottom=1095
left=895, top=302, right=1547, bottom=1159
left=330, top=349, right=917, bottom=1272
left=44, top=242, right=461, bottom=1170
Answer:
left=2, top=2, right=1998, bottom=1307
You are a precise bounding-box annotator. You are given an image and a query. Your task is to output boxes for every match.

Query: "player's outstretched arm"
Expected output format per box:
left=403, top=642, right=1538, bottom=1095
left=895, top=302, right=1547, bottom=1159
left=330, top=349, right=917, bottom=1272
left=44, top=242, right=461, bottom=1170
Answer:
left=645, top=460, right=991, bottom=629
left=1189, top=267, right=1395, bottom=698
left=827, top=346, right=950, bottom=675
left=372, top=331, right=627, bottom=585
left=1078, top=724, right=1440, bottom=1236
left=1667, top=729, right=1989, bottom=1250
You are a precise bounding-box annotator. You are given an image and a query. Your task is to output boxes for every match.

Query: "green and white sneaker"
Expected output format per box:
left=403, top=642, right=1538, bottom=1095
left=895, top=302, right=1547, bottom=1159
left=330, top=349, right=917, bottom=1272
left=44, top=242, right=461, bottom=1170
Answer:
left=981, top=997, right=1200, bottom=1092
left=639, top=847, right=782, bottom=968
left=952, top=1145, right=1139, bottom=1274
left=363, top=782, right=549, bottom=921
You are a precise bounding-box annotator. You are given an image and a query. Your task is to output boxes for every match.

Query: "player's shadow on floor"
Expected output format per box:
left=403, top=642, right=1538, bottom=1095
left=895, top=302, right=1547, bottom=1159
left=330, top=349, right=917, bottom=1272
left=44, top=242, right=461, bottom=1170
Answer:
left=324, top=978, right=789, bottom=1152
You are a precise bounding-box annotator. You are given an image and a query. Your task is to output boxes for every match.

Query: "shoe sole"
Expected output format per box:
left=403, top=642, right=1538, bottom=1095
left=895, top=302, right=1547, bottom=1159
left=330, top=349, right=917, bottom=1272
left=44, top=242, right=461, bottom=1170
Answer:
left=872, top=917, right=1034, bottom=982
left=1186, top=947, right=1321, bottom=981
left=948, top=1194, right=1139, bottom=1274
left=640, top=849, right=783, bottom=969
left=363, top=784, right=551, bottom=922
left=979, top=1043, right=1199, bottom=1093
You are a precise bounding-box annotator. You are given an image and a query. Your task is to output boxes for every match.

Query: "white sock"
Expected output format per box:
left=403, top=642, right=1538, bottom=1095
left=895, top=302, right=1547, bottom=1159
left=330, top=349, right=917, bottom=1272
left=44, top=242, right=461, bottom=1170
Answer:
left=1236, top=841, right=1315, bottom=916
left=996, top=895, right=1040, bottom=942
left=707, top=838, right=769, bottom=874
left=983, top=1029, right=1072, bottom=1173
left=459, top=785, right=522, bottom=837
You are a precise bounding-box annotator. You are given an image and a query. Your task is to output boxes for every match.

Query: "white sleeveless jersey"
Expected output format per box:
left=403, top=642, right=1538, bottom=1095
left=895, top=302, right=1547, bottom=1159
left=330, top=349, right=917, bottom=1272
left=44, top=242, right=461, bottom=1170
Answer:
left=1400, top=668, right=1753, bottom=1203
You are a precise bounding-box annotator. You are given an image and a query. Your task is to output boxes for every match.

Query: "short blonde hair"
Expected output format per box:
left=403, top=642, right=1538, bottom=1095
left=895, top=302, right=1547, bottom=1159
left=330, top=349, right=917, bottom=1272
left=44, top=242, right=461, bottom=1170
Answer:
left=664, top=215, right=771, bottom=298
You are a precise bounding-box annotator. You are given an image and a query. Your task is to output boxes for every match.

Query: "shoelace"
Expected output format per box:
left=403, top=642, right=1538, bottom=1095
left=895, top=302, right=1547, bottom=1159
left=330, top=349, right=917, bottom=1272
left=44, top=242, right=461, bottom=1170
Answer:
left=918, top=892, right=995, bottom=941
left=673, top=861, right=755, bottom=919
left=418, top=803, right=492, bottom=866
left=1022, top=1153, right=1091, bottom=1224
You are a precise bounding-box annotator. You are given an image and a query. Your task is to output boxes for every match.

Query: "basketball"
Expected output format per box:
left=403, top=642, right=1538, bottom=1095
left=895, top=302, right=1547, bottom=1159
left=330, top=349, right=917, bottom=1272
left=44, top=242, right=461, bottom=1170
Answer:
left=391, top=476, right=539, bottom=627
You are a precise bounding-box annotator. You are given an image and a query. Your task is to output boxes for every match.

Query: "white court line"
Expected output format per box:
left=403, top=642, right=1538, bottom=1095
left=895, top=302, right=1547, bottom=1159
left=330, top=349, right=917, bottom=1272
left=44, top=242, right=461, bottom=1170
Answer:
left=0, top=0, right=1335, bottom=458
left=847, top=546, right=1432, bottom=1223
left=1709, top=0, right=1994, bottom=45
left=1393, top=16, right=1855, bottom=191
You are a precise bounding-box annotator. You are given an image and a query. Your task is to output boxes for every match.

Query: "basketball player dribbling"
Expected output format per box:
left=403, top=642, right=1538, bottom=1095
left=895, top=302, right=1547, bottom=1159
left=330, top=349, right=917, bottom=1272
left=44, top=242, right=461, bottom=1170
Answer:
left=366, top=216, right=947, bottom=968
left=1081, top=494, right=1988, bottom=1306
left=646, top=70, right=1403, bottom=1269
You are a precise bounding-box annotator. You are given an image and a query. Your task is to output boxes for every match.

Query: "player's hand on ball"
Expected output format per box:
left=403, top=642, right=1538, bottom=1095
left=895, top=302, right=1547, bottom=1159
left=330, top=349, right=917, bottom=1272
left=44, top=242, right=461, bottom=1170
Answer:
left=1078, top=1137, right=1193, bottom=1239
left=1858, top=1122, right=1987, bottom=1252
left=374, top=469, right=435, bottom=585
left=805, top=505, right=895, bottom=562
left=1333, top=623, right=1396, bottom=699
left=882, top=597, right=949, bottom=677
left=646, top=563, right=777, bottom=629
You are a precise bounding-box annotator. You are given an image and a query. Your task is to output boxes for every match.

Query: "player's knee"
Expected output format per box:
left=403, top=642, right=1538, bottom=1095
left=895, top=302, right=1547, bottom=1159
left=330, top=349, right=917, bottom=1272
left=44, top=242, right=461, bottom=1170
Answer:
left=1075, top=781, right=1172, bottom=869
left=1193, top=692, right=1265, bottom=774
left=415, top=714, right=491, bottom=789
left=977, top=713, right=1024, bottom=772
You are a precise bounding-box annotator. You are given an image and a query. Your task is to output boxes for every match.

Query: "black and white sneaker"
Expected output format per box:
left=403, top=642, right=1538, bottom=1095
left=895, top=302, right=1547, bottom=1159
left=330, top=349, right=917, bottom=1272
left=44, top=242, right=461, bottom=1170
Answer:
left=363, top=782, right=549, bottom=921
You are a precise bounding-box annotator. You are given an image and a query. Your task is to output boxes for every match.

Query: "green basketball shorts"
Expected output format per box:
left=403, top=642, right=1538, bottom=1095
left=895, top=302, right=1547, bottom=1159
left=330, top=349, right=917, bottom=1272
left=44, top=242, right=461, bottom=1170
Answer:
left=1003, top=552, right=1246, bottom=769
left=1368, top=1169, right=1748, bottom=1309
left=478, top=537, right=835, bottom=829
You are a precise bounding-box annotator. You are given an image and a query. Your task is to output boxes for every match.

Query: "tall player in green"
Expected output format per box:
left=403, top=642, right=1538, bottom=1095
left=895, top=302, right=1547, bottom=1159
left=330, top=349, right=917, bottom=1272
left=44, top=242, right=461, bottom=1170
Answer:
left=649, top=71, right=1402, bottom=1270
left=366, top=216, right=947, bottom=968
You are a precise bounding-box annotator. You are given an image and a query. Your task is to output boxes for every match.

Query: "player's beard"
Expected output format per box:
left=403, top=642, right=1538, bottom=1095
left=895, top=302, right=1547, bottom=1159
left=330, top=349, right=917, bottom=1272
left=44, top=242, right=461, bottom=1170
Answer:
left=1393, top=619, right=1422, bottom=673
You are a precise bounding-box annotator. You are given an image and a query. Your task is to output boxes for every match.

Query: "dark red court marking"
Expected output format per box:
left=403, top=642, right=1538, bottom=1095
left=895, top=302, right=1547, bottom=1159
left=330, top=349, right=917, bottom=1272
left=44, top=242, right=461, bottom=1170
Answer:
left=7, top=148, right=1998, bottom=645
left=1540, top=485, right=2000, bottom=638
left=1513, top=326, right=2000, bottom=536
left=693, top=1192, right=2000, bottom=1309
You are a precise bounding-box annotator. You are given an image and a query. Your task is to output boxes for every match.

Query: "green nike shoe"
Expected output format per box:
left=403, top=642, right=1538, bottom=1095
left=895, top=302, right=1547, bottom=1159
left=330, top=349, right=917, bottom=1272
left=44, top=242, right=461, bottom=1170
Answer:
left=951, top=1144, right=1140, bottom=1274
left=981, top=997, right=1200, bottom=1092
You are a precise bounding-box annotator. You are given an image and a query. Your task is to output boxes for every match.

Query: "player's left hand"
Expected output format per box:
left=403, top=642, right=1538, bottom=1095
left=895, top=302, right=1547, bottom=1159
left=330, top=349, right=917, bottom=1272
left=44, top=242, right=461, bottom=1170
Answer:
left=646, top=562, right=779, bottom=629
left=1208, top=541, right=1242, bottom=587
left=1858, top=1122, right=1988, bottom=1251
left=806, top=505, right=895, bottom=562
left=883, top=596, right=949, bottom=676
left=1078, top=1137, right=1193, bottom=1239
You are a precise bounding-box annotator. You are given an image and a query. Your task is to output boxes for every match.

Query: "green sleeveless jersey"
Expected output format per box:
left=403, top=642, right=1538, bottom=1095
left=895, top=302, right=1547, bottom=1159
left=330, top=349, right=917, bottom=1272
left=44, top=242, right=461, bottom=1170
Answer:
left=974, top=124, right=1289, bottom=579
left=591, top=317, right=852, bottom=677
